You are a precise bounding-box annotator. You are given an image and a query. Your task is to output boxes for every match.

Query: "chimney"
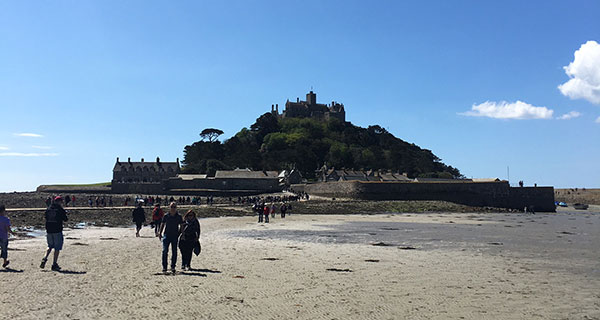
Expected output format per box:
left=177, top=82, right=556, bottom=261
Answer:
left=116, top=157, right=120, bottom=165
left=297, top=97, right=299, bottom=102
left=271, top=104, right=274, bottom=112
left=275, top=104, right=278, bottom=113
left=128, top=157, right=131, bottom=164
left=156, top=157, right=160, bottom=163
left=141, top=158, right=144, bottom=162
left=176, top=158, right=180, bottom=165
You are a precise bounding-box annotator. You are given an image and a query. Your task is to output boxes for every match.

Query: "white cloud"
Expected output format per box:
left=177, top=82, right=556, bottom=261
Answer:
left=557, top=111, right=582, bottom=120
left=14, top=133, right=44, bottom=138
left=558, top=40, right=600, bottom=105
left=596, top=116, right=600, bottom=123
left=460, top=100, right=554, bottom=119
left=0, top=146, right=8, bottom=151
left=0, top=152, right=58, bottom=157
left=31, top=145, right=53, bottom=150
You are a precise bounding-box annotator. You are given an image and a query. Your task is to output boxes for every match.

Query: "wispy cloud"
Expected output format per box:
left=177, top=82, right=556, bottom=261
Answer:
left=460, top=100, right=554, bottom=119
left=14, top=133, right=44, bottom=138
left=557, top=111, right=582, bottom=120
left=596, top=117, right=600, bottom=123
left=0, top=152, right=58, bottom=157
left=0, top=146, right=8, bottom=151
left=31, top=145, right=53, bottom=150
left=558, top=40, right=600, bottom=105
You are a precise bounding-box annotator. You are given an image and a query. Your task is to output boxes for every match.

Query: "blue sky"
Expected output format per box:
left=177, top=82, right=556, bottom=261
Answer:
left=1, top=0, right=599, bottom=192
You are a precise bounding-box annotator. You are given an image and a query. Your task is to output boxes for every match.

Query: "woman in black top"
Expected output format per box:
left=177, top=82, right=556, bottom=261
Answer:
left=178, top=210, right=200, bottom=271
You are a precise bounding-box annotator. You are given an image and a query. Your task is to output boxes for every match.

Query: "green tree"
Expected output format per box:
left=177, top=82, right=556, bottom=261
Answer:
left=199, top=128, right=224, bottom=142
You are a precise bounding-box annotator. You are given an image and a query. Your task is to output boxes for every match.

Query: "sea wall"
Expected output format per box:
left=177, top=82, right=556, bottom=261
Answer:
left=111, top=182, right=165, bottom=194
left=111, top=178, right=281, bottom=195
left=305, top=181, right=556, bottom=212
left=508, top=187, right=556, bottom=212
left=163, top=178, right=281, bottom=193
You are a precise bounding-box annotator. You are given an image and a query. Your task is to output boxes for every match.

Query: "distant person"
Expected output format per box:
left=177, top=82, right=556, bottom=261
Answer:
left=0, top=205, right=17, bottom=268
left=263, top=204, right=270, bottom=223
left=151, top=203, right=165, bottom=237
left=108, top=196, right=113, bottom=207
left=45, top=197, right=52, bottom=208
left=40, top=196, right=68, bottom=271
left=64, top=195, right=71, bottom=207
left=132, top=201, right=146, bottom=237
left=280, top=203, right=287, bottom=218
left=270, top=203, right=276, bottom=218
left=159, top=202, right=183, bottom=273
left=178, top=210, right=200, bottom=271
left=71, top=195, right=76, bottom=207
left=256, top=203, right=264, bottom=223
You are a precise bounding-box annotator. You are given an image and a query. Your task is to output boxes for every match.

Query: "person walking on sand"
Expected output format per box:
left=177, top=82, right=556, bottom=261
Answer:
left=256, top=203, right=264, bottom=223
left=151, top=203, right=165, bottom=237
left=132, top=201, right=146, bottom=237
left=263, top=204, right=270, bottom=223
left=178, top=210, right=200, bottom=271
left=0, top=205, right=17, bottom=268
left=159, top=202, right=183, bottom=273
left=280, top=203, right=287, bottom=218
left=40, top=196, right=68, bottom=271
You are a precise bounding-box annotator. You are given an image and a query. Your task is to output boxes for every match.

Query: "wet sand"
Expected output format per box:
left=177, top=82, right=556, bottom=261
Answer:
left=1, top=211, right=599, bottom=319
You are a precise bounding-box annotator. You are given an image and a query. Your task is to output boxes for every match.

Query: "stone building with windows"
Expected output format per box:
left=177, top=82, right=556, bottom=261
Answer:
left=111, top=157, right=180, bottom=193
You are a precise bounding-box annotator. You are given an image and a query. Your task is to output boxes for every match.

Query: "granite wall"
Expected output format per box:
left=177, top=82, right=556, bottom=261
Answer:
left=305, top=181, right=555, bottom=212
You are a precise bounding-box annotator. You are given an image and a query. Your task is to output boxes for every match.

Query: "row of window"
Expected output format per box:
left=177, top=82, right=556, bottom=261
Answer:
left=117, top=166, right=176, bottom=173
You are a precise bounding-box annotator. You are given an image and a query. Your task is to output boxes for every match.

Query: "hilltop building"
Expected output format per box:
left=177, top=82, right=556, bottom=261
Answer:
left=270, top=91, right=346, bottom=122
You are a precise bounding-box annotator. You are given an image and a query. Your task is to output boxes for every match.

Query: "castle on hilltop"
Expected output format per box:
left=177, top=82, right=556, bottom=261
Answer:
left=270, top=91, right=346, bottom=122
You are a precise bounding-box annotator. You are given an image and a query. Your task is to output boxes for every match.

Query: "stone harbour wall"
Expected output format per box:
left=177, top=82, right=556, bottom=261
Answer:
left=305, top=181, right=556, bottom=212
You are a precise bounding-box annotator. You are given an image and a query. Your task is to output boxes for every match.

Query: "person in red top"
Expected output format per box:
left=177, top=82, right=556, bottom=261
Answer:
left=152, top=203, right=165, bottom=237
left=263, top=204, right=270, bottom=223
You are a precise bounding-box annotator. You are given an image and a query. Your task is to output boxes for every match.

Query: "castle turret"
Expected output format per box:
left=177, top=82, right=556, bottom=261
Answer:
left=306, top=91, right=316, bottom=105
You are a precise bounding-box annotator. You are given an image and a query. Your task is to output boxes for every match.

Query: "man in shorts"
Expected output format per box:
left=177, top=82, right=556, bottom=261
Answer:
left=41, top=196, right=68, bottom=271
left=132, top=201, right=146, bottom=237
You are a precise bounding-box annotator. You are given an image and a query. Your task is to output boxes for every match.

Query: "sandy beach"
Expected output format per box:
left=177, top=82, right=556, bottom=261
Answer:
left=1, top=211, right=599, bottom=319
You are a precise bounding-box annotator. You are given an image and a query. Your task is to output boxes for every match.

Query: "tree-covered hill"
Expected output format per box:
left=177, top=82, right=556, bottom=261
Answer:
left=182, top=113, right=462, bottom=180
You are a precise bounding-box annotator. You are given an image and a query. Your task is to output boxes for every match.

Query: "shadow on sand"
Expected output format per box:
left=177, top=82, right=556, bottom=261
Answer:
left=152, top=271, right=207, bottom=277
left=189, top=268, right=221, bottom=274
left=41, top=269, right=87, bottom=275
left=0, top=267, right=24, bottom=273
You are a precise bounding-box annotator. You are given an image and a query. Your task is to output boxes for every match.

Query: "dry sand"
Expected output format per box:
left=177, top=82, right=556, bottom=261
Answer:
left=1, top=211, right=599, bottom=319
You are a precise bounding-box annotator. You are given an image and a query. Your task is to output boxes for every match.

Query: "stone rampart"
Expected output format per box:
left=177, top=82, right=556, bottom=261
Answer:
left=305, top=181, right=555, bottom=212
left=508, top=187, right=556, bottom=212
left=111, top=182, right=165, bottom=194
left=163, top=177, right=281, bottom=193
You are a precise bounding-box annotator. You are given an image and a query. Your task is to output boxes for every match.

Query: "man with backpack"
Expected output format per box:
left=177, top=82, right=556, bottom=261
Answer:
left=40, top=196, right=68, bottom=271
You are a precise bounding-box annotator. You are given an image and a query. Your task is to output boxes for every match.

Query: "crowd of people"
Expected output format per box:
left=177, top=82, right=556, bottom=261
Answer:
left=131, top=201, right=201, bottom=273
left=5, top=191, right=308, bottom=273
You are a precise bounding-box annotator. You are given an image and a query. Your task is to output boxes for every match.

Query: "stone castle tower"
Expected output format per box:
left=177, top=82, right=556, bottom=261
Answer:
left=270, top=91, right=346, bottom=122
